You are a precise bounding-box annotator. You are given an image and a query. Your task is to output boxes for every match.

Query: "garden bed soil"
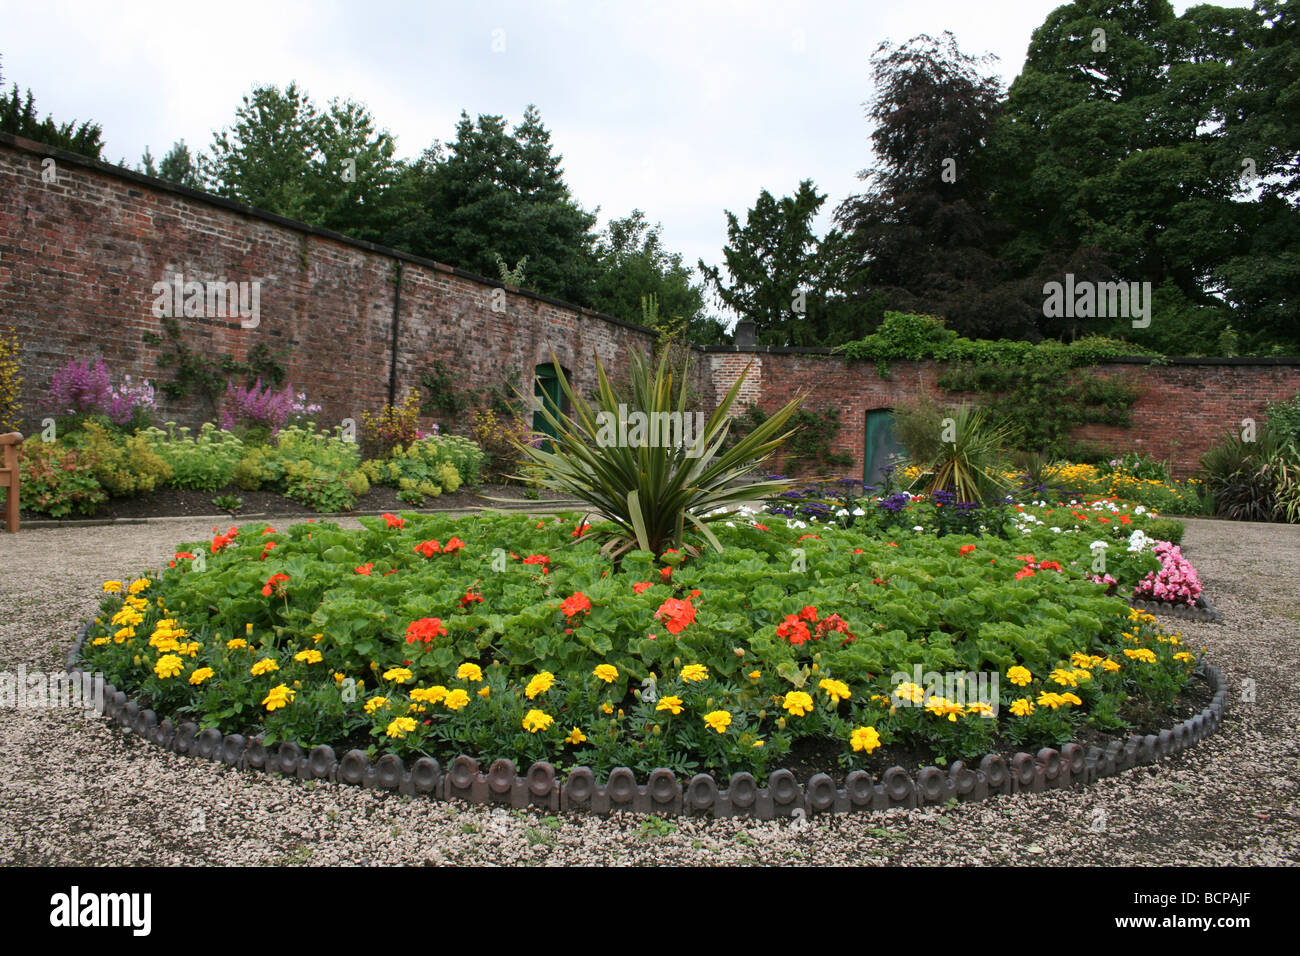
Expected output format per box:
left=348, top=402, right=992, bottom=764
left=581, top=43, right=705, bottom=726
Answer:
left=21, top=483, right=578, bottom=523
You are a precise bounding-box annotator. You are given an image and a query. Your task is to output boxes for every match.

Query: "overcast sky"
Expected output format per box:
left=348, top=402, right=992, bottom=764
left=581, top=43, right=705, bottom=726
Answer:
left=1, top=0, right=1252, bottom=284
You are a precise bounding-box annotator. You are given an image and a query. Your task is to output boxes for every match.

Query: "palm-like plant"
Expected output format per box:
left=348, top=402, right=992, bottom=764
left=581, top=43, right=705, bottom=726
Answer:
left=897, top=401, right=1015, bottom=504
left=516, top=349, right=804, bottom=558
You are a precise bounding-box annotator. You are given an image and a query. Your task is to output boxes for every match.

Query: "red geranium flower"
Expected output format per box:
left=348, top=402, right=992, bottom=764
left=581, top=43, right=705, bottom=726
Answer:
left=1038, top=560, right=1063, bottom=572
left=654, top=597, right=696, bottom=635
left=355, top=563, right=374, bottom=575
left=571, top=523, right=591, bottom=538
left=261, top=572, right=290, bottom=597
left=442, top=537, right=465, bottom=553
left=560, top=592, right=592, bottom=618
left=405, top=617, right=446, bottom=644
left=1014, top=566, right=1036, bottom=580
left=753, top=523, right=769, bottom=531
left=383, top=513, right=405, bottom=529
left=210, top=526, right=238, bottom=554
left=797, top=534, right=820, bottom=541
left=414, top=539, right=441, bottom=558
left=798, top=605, right=818, bottom=622
left=632, top=582, right=653, bottom=594
left=959, top=544, right=977, bottom=555
left=777, top=615, right=811, bottom=646
left=460, top=588, right=483, bottom=607
left=660, top=566, right=673, bottom=582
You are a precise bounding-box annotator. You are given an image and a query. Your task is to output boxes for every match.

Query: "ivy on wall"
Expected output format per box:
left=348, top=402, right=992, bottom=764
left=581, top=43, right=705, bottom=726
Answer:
left=142, top=317, right=287, bottom=404
left=838, top=312, right=1157, bottom=456
left=729, top=404, right=853, bottom=471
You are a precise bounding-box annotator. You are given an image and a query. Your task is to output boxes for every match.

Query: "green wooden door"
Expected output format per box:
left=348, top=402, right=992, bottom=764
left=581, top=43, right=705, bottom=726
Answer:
left=863, top=409, right=905, bottom=487
left=533, top=364, right=565, bottom=447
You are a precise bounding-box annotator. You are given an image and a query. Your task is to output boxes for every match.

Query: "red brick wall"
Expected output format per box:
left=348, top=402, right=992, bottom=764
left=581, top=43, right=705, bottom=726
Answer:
left=0, top=134, right=656, bottom=437
left=723, top=354, right=1300, bottom=478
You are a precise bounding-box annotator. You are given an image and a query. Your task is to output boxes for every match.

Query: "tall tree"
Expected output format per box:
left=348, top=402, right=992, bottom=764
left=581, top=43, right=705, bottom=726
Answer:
left=591, top=210, right=721, bottom=342
left=835, top=32, right=1029, bottom=339
left=700, top=180, right=865, bottom=347
left=0, top=55, right=104, bottom=158
left=405, top=106, right=599, bottom=304
left=202, top=83, right=408, bottom=245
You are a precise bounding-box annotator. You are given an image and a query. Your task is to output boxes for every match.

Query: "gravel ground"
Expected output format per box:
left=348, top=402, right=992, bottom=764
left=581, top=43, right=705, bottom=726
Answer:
left=1, top=515, right=1297, bottom=866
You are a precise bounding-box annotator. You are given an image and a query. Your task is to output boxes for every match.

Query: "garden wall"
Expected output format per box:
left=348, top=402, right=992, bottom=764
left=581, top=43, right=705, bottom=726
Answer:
left=3, top=130, right=1297, bottom=480
left=0, top=132, right=660, bottom=438
left=705, top=349, right=1300, bottom=478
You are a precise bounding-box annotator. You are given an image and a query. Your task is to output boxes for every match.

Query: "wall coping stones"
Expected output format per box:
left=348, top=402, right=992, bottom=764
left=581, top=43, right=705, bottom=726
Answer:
left=66, top=622, right=1229, bottom=820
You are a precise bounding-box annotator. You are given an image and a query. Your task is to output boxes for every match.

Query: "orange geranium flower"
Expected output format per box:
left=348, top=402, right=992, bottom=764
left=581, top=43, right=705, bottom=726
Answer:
left=405, top=617, right=447, bottom=644
left=414, top=540, right=441, bottom=558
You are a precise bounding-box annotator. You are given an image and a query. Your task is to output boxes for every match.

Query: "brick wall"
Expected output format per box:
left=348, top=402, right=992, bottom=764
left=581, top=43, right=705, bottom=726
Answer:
left=3, top=132, right=1297, bottom=481
left=0, top=133, right=657, bottom=438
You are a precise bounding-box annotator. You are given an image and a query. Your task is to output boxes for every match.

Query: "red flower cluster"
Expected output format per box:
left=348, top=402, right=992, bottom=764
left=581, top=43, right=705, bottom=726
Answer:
left=815, top=613, right=858, bottom=646
left=383, top=513, right=405, bottom=529
left=571, top=523, right=591, bottom=538
left=405, top=617, right=447, bottom=644
left=632, top=581, right=653, bottom=594
left=777, top=615, right=811, bottom=646
left=260, top=540, right=277, bottom=560
left=560, top=592, right=592, bottom=618
left=443, top=537, right=465, bottom=554
left=414, top=539, right=441, bottom=558
left=169, top=551, right=197, bottom=568
left=261, top=572, right=289, bottom=597
left=1014, top=554, right=1063, bottom=580
left=460, top=588, right=483, bottom=607
left=210, top=526, right=238, bottom=554
left=654, top=597, right=696, bottom=635
left=355, top=563, right=374, bottom=575
left=522, top=554, right=550, bottom=575
left=959, top=544, right=977, bottom=555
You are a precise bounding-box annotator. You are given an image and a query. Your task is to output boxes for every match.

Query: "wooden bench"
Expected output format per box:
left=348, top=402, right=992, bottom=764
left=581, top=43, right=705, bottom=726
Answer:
left=0, top=432, right=20, bottom=532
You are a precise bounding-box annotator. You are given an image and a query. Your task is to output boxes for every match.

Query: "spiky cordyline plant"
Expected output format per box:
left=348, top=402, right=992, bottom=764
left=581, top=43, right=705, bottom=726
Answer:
left=908, top=403, right=1016, bottom=505
left=516, top=349, right=804, bottom=559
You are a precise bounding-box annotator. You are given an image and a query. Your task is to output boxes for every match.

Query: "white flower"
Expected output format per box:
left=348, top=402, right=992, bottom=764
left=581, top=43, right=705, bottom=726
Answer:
left=1050, top=527, right=1061, bottom=534
left=1089, top=540, right=1109, bottom=551
left=1134, top=505, right=1146, bottom=515
left=913, top=525, right=924, bottom=533
left=836, top=508, right=849, bottom=517
left=1127, top=530, right=1149, bottom=553
left=852, top=507, right=866, bottom=517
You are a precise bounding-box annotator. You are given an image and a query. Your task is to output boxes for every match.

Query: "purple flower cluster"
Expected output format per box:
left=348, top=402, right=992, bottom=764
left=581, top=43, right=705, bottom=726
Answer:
left=877, top=492, right=912, bottom=514
left=221, top=379, right=294, bottom=436
left=47, top=357, right=156, bottom=425
left=1133, top=542, right=1203, bottom=606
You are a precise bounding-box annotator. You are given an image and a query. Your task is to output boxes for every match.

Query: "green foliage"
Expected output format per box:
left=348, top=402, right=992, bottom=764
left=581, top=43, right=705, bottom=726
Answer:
left=0, top=326, right=20, bottom=434
left=520, top=349, right=804, bottom=558
left=144, top=422, right=245, bottom=491
left=894, top=399, right=1016, bottom=504
left=212, top=494, right=244, bottom=515
left=0, top=56, right=104, bottom=158
left=79, top=508, right=1199, bottom=781
left=142, top=318, right=287, bottom=406
left=1198, top=422, right=1299, bottom=523
left=72, top=421, right=172, bottom=496
left=17, top=438, right=106, bottom=517
left=699, top=180, right=870, bottom=347
left=360, top=434, right=483, bottom=504
left=728, top=404, right=852, bottom=472
left=404, top=106, right=599, bottom=305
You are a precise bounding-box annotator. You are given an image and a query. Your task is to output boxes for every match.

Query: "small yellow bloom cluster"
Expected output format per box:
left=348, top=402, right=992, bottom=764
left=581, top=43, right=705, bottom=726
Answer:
left=681, top=664, right=709, bottom=683
left=1036, top=691, right=1082, bottom=709
left=154, top=655, right=184, bottom=679
left=294, top=649, right=323, bottom=664
left=250, top=657, right=279, bottom=676
left=457, top=663, right=483, bottom=682
left=1124, top=648, right=1158, bottom=664
left=364, top=696, right=389, bottom=714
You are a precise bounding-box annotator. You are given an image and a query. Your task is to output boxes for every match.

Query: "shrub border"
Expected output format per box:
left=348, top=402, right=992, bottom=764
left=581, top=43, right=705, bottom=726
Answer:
left=66, top=624, right=1228, bottom=819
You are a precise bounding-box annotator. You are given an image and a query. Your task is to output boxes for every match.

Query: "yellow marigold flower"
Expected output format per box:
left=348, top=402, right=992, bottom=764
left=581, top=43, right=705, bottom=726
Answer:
left=1173, top=651, right=1194, bottom=663
left=1060, top=692, right=1083, bottom=706
left=592, top=664, right=618, bottom=683
left=112, top=627, right=134, bottom=643
left=783, top=691, right=814, bottom=717
left=601, top=702, right=614, bottom=714
left=102, top=581, right=123, bottom=593
left=703, top=710, right=732, bottom=734
left=655, top=695, right=684, bottom=715
left=525, top=671, right=556, bottom=699
left=967, top=701, right=995, bottom=717
left=154, top=655, right=183, bottom=679
left=522, top=709, right=553, bottom=733
left=748, top=670, right=761, bottom=680
left=1036, top=691, right=1066, bottom=709
left=925, top=696, right=965, bottom=721
left=477, top=686, right=490, bottom=699
left=457, top=663, right=483, bottom=682
left=294, top=649, right=323, bottom=664
left=128, top=578, right=151, bottom=595
left=91, top=636, right=110, bottom=646
left=364, top=696, right=389, bottom=714
left=1007, top=666, right=1032, bottom=686
left=1050, top=668, right=1078, bottom=687
left=262, top=683, right=295, bottom=712
left=818, top=678, right=851, bottom=703
left=151, top=636, right=180, bottom=654
left=124, top=597, right=148, bottom=612
left=407, top=702, right=427, bottom=714
left=1124, top=648, right=1157, bottom=664
left=681, top=663, right=709, bottom=683
left=893, top=681, right=925, bottom=704
left=310, top=633, right=324, bottom=643
left=1010, top=698, right=1035, bottom=717
left=386, top=717, right=417, bottom=738
left=850, top=725, right=881, bottom=753
left=227, top=638, right=248, bottom=650
left=250, top=657, right=279, bottom=676
left=443, top=688, right=470, bottom=711
left=1072, top=668, right=1092, bottom=682
left=1101, top=658, right=1121, bottom=671
left=333, top=671, right=346, bottom=684
left=565, top=727, right=587, bottom=745
left=382, top=666, right=413, bottom=684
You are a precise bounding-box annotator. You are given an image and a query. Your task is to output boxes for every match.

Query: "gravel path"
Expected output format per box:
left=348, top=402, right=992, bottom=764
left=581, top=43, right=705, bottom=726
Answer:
left=1, top=516, right=1297, bottom=866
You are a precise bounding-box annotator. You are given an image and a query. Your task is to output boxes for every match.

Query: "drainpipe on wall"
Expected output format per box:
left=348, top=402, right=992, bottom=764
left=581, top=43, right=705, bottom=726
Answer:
left=388, top=261, right=403, bottom=406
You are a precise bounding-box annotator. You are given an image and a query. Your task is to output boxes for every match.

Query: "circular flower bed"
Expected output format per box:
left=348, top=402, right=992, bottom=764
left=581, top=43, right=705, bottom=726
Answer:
left=71, top=508, right=1223, bottom=815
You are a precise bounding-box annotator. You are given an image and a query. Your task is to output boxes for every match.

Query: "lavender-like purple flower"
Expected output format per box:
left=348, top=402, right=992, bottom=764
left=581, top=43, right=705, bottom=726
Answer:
left=47, top=356, right=113, bottom=416
left=221, top=379, right=294, bottom=435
